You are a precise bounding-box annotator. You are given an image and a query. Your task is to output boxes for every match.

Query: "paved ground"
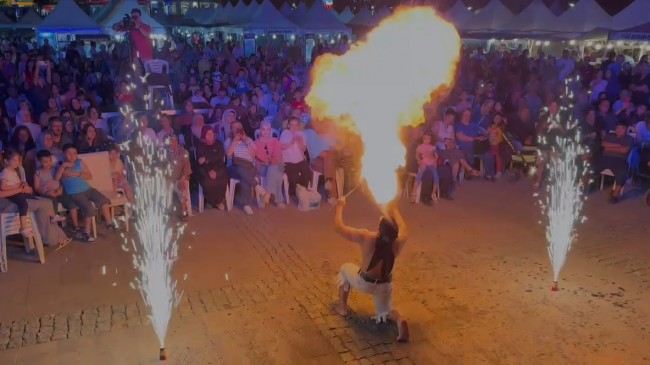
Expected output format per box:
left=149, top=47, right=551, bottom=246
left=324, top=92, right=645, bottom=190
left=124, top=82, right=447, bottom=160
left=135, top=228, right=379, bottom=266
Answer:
left=0, top=177, right=648, bottom=365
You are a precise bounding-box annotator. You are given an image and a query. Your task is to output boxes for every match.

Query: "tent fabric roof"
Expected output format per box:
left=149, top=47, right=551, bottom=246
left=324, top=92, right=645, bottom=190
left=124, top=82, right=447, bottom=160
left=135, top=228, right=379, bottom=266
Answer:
left=234, top=1, right=300, bottom=34
left=286, top=2, right=350, bottom=35
left=0, top=12, right=14, bottom=29
left=607, top=0, right=650, bottom=30
left=36, top=0, right=103, bottom=33
left=490, top=0, right=560, bottom=35
left=15, top=8, right=42, bottom=29
left=555, top=0, right=612, bottom=33
left=98, top=0, right=166, bottom=35
left=331, top=7, right=354, bottom=24
left=458, top=0, right=512, bottom=32
left=347, top=7, right=374, bottom=27
left=444, top=1, right=474, bottom=31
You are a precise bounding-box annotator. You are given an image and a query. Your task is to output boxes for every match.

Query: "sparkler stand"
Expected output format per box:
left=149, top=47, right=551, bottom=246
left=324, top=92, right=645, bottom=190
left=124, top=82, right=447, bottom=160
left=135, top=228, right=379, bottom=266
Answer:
left=551, top=281, right=558, bottom=292
left=159, top=347, right=167, bottom=360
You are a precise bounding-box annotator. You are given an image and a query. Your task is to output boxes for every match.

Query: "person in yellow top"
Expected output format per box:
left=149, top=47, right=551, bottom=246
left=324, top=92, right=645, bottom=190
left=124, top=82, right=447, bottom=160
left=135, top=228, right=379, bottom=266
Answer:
left=488, top=113, right=506, bottom=177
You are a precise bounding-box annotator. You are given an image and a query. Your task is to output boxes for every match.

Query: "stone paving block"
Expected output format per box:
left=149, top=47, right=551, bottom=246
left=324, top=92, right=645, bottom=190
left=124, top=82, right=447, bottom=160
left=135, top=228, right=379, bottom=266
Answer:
left=396, top=359, right=414, bottom=365
left=51, top=331, right=68, bottom=341
left=327, top=336, right=347, bottom=353
left=111, top=304, right=126, bottom=314
left=359, top=358, right=372, bottom=365
left=7, top=339, right=21, bottom=349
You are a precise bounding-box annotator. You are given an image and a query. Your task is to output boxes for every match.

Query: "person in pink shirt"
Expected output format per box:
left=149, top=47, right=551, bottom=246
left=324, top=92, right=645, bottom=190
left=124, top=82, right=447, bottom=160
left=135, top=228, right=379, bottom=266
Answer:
left=254, top=120, right=285, bottom=208
left=414, top=133, right=439, bottom=200
left=111, top=8, right=153, bottom=63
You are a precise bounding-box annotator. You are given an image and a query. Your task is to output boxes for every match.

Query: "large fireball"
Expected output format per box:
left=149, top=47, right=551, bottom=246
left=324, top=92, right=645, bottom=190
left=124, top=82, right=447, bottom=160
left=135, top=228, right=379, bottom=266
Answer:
left=306, top=6, right=460, bottom=205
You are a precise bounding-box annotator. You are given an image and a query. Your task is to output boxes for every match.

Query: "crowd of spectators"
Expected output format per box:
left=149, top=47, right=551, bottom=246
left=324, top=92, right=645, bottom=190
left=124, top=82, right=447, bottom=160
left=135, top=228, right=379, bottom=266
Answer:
left=0, top=30, right=649, bottom=250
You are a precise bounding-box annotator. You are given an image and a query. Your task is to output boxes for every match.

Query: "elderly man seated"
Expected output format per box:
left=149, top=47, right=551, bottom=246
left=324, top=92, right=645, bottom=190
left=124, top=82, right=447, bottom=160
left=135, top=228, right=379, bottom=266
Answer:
left=304, top=119, right=339, bottom=204
left=592, top=120, right=634, bottom=204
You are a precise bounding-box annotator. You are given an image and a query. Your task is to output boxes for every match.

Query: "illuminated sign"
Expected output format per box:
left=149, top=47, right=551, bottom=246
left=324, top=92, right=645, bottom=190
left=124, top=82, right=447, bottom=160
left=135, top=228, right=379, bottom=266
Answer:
left=12, top=0, right=34, bottom=7
left=322, top=0, right=333, bottom=10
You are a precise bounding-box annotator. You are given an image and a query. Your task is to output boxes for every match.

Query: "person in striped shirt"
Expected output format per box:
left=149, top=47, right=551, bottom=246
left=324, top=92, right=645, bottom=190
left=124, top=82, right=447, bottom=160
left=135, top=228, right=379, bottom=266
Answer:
left=224, top=121, right=270, bottom=215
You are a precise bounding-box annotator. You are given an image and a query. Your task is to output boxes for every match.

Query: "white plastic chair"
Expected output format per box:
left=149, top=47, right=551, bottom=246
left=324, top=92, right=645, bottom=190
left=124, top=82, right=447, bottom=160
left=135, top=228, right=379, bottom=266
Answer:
left=599, top=169, right=625, bottom=195
left=258, top=174, right=290, bottom=207
left=309, top=168, right=345, bottom=198
left=78, top=152, right=130, bottom=232
left=0, top=212, right=45, bottom=272
left=226, top=178, right=260, bottom=211
left=144, top=59, right=174, bottom=111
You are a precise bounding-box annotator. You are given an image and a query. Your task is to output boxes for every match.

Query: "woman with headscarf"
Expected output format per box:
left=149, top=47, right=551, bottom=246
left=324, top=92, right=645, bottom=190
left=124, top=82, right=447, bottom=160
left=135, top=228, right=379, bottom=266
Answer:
left=189, top=113, right=206, bottom=151
left=195, top=125, right=228, bottom=209
left=217, top=109, right=236, bottom=142
left=255, top=120, right=285, bottom=207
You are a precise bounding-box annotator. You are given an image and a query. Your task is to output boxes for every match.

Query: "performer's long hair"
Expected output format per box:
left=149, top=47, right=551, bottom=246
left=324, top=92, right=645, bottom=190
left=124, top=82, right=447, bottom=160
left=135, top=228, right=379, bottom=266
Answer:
left=367, top=216, right=399, bottom=280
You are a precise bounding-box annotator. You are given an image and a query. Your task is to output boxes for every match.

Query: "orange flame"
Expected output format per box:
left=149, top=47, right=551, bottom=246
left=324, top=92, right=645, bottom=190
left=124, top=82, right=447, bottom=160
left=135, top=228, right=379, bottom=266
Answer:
left=306, top=6, right=460, bottom=205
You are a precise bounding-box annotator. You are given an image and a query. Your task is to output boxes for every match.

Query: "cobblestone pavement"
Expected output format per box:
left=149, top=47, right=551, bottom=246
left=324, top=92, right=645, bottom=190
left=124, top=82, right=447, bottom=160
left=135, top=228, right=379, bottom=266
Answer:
left=0, top=181, right=649, bottom=364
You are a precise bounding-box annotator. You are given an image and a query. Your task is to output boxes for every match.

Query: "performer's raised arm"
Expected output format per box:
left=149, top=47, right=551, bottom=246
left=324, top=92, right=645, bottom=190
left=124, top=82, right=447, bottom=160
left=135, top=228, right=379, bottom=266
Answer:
left=334, top=198, right=373, bottom=245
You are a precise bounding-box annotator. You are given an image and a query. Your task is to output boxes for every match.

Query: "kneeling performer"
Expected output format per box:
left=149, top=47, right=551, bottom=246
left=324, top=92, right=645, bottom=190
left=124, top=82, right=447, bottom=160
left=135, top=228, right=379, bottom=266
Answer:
left=333, top=198, right=409, bottom=342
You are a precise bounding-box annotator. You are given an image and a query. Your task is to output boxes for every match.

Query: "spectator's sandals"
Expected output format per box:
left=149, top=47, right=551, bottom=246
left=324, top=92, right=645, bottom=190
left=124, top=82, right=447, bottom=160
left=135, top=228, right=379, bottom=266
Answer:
left=469, top=169, right=481, bottom=177
left=55, top=237, right=73, bottom=251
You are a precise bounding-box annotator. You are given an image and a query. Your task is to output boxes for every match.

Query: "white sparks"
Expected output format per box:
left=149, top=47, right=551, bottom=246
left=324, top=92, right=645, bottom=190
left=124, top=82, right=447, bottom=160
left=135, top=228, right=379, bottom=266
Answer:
left=225, top=273, right=229, bottom=281
left=101, top=265, right=106, bottom=275
left=121, top=77, right=185, bottom=349
left=112, top=282, right=117, bottom=287
left=539, top=122, right=588, bottom=284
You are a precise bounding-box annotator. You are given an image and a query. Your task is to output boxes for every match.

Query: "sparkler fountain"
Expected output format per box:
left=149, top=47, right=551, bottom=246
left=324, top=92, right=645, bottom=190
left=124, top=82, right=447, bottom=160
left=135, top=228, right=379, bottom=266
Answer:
left=537, top=77, right=589, bottom=292
left=120, top=67, right=184, bottom=360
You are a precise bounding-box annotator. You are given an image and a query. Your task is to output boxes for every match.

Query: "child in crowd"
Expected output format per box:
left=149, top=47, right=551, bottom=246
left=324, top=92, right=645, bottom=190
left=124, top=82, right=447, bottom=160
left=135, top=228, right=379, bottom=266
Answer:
left=34, top=150, right=78, bottom=229
left=415, top=133, right=439, bottom=202
left=57, top=144, right=116, bottom=242
left=488, top=115, right=505, bottom=177
left=0, top=150, right=35, bottom=237
left=108, top=144, right=134, bottom=204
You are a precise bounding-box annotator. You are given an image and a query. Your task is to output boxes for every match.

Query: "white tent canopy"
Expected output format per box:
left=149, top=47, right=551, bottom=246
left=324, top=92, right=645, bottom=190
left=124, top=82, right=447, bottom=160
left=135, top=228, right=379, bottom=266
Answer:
left=98, top=0, right=166, bottom=35
left=0, top=12, right=14, bottom=29
left=347, top=7, right=374, bottom=27
left=490, top=0, right=560, bottom=36
left=36, top=0, right=103, bottom=34
left=286, top=2, right=351, bottom=35
left=373, top=6, right=391, bottom=25
left=459, top=0, right=513, bottom=33
left=223, top=1, right=300, bottom=35
left=331, top=7, right=354, bottom=24
left=15, top=8, right=42, bottom=29
left=555, top=0, right=612, bottom=33
left=444, top=0, right=474, bottom=31
left=607, top=0, right=650, bottom=31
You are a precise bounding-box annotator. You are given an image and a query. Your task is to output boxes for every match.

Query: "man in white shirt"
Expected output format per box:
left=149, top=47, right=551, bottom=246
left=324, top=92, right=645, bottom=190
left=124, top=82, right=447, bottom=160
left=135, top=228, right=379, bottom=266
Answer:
left=279, top=117, right=311, bottom=196
left=556, top=49, right=575, bottom=82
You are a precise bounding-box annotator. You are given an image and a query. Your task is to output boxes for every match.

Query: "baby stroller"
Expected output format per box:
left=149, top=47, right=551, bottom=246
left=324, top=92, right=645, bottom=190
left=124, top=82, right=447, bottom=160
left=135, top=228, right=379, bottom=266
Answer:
left=502, top=129, right=538, bottom=182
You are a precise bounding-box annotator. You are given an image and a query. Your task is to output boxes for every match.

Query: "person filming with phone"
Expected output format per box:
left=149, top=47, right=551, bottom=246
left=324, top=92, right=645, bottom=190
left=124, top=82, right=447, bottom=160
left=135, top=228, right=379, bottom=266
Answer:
left=111, top=8, right=153, bottom=64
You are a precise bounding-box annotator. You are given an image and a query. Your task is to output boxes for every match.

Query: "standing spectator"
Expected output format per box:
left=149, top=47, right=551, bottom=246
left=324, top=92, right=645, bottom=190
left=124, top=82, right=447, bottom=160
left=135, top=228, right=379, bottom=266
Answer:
left=164, top=134, right=192, bottom=221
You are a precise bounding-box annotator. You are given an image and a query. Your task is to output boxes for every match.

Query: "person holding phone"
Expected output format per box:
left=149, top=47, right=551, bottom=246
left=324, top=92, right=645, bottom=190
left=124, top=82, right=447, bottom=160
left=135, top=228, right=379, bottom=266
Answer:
left=224, top=121, right=270, bottom=215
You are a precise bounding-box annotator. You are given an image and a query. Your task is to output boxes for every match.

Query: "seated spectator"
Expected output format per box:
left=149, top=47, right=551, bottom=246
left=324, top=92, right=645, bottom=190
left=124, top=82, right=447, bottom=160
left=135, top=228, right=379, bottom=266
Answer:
left=163, top=134, right=192, bottom=221
left=174, top=100, right=195, bottom=143
left=592, top=120, right=634, bottom=204
left=33, top=150, right=76, bottom=228
left=116, top=81, right=135, bottom=106
left=210, top=87, right=230, bottom=107
left=77, top=124, right=110, bottom=154
left=635, top=113, right=650, bottom=144
left=107, top=144, right=134, bottom=204
left=133, top=113, right=156, bottom=145
left=280, top=117, right=311, bottom=196
left=69, top=98, right=87, bottom=124
left=9, top=126, right=38, bottom=184
left=255, top=120, right=285, bottom=208
left=304, top=119, right=339, bottom=204
left=39, top=98, right=60, bottom=129
left=15, top=109, right=41, bottom=142
left=57, top=144, right=116, bottom=242
left=596, top=99, right=616, bottom=132
left=242, top=103, right=265, bottom=137
left=195, top=126, right=227, bottom=209
left=189, top=114, right=206, bottom=150
left=63, top=119, right=78, bottom=143
left=87, top=106, right=110, bottom=135
left=224, top=121, right=270, bottom=215
left=454, top=109, right=495, bottom=180
left=48, top=116, right=71, bottom=154
left=37, top=131, right=62, bottom=164
left=1, top=150, right=37, bottom=237
left=217, top=109, right=236, bottom=142
left=414, top=133, right=439, bottom=201
left=156, top=114, right=175, bottom=145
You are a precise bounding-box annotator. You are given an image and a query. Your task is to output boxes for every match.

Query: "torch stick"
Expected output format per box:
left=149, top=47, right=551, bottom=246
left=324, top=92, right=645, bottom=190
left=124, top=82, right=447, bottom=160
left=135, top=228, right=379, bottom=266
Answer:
left=328, top=184, right=362, bottom=211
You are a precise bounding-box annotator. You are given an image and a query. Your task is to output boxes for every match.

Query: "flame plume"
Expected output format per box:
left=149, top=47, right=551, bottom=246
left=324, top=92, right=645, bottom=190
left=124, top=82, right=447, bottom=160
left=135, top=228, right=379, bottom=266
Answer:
left=306, top=6, right=460, bottom=205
